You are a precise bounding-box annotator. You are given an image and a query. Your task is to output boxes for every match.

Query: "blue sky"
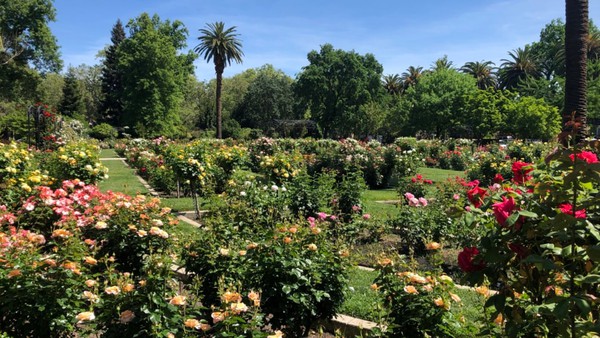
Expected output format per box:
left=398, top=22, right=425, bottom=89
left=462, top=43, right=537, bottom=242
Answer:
left=50, top=0, right=600, bottom=81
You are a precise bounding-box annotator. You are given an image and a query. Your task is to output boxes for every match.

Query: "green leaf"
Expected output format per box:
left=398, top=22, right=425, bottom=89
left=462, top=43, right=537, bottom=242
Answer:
left=574, top=297, right=591, bottom=316
left=575, top=274, right=600, bottom=285
left=282, top=285, right=291, bottom=294
left=553, top=299, right=570, bottom=318
left=522, top=255, right=555, bottom=270
left=587, top=246, right=600, bottom=261
left=586, top=224, right=600, bottom=241
left=465, top=212, right=475, bottom=226
left=518, top=210, right=538, bottom=218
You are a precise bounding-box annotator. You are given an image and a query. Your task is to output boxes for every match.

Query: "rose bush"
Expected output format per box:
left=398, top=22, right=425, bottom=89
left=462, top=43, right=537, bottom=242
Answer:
left=457, top=145, right=600, bottom=337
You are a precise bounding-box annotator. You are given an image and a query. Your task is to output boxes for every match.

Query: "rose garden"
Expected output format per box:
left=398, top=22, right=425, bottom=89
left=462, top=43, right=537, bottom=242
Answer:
left=2, top=1, right=599, bottom=336
left=0, top=130, right=599, bottom=337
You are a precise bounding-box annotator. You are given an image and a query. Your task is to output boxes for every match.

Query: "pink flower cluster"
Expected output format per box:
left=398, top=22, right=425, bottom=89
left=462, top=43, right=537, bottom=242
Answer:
left=404, top=193, right=428, bottom=207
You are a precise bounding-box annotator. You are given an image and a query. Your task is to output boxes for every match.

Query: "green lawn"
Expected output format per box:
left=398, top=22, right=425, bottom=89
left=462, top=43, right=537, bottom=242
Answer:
left=99, top=148, right=120, bottom=158
left=417, top=167, right=465, bottom=182
left=362, top=189, right=399, bottom=219
left=98, top=159, right=150, bottom=195
left=340, top=267, right=383, bottom=322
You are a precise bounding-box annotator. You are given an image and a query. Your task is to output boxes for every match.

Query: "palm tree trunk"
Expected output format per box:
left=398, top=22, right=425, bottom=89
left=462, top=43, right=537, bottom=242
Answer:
left=215, top=66, right=223, bottom=139
left=563, top=0, right=589, bottom=144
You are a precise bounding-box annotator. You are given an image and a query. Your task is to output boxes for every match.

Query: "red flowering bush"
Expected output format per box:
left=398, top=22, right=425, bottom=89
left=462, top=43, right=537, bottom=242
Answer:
left=457, top=145, right=600, bottom=336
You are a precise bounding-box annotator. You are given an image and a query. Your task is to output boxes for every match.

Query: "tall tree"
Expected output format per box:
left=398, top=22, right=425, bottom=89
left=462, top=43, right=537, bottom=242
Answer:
left=59, top=67, right=85, bottom=119
left=233, top=65, right=295, bottom=129
left=531, top=19, right=567, bottom=79
left=382, top=74, right=403, bottom=95
left=37, top=73, right=64, bottom=108
left=294, top=43, right=384, bottom=138
left=403, top=69, right=477, bottom=138
left=73, top=64, right=103, bottom=123
left=431, top=55, right=454, bottom=71
left=118, top=13, right=196, bottom=137
left=401, top=66, right=424, bottom=91
left=499, top=46, right=540, bottom=90
left=100, top=20, right=126, bottom=125
left=460, top=61, right=497, bottom=89
left=0, top=0, right=61, bottom=102
left=195, top=22, right=244, bottom=139
left=563, top=0, right=589, bottom=142
left=0, top=0, right=61, bottom=71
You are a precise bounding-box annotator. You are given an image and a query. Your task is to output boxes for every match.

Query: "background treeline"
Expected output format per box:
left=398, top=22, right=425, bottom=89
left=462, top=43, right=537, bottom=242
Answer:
left=1, top=1, right=600, bottom=141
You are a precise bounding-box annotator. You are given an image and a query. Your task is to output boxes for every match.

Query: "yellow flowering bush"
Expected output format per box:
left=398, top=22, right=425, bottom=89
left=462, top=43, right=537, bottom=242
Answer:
left=258, top=149, right=304, bottom=184
left=373, top=257, right=476, bottom=336
left=41, top=140, right=108, bottom=186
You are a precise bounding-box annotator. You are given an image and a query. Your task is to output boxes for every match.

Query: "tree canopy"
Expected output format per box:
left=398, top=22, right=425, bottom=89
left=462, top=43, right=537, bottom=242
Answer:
left=294, top=43, right=384, bottom=138
left=403, top=68, right=477, bottom=138
left=233, top=65, right=295, bottom=129
left=117, top=13, right=196, bottom=137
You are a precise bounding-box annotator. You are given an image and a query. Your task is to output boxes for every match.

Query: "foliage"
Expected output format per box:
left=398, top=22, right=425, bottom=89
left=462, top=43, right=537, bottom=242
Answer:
left=183, top=216, right=350, bottom=338
left=0, top=0, right=61, bottom=72
left=42, top=141, right=108, bottom=186
left=374, top=259, right=475, bottom=337
left=100, top=19, right=126, bottom=125
left=498, top=46, right=540, bottom=90
left=461, top=88, right=510, bottom=139
left=403, top=68, right=477, bottom=138
left=195, top=21, right=244, bottom=139
left=294, top=43, right=384, bottom=138
left=457, top=145, right=600, bottom=337
left=59, top=67, right=86, bottom=120
left=233, top=65, right=296, bottom=130
left=504, top=96, right=561, bottom=140
left=89, top=123, right=118, bottom=140
left=0, top=102, right=28, bottom=140
left=118, top=13, right=196, bottom=137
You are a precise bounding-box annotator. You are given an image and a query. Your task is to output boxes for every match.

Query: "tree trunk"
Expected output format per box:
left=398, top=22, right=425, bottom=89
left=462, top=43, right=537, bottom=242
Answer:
left=215, top=61, right=225, bottom=139
left=563, top=0, right=589, bottom=144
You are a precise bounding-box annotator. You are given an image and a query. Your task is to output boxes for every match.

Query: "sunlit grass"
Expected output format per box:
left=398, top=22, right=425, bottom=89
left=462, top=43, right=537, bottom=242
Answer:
left=98, top=159, right=149, bottom=195
left=417, top=167, right=465, bottom=182
left=99, top=148, right=119, bottom=158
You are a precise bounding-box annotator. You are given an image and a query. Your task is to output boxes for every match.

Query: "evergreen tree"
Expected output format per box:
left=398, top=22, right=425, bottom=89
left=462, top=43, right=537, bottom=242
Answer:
left=60, top=67, right=84, bottom=119
left=100, top=19, right=126, bottom=125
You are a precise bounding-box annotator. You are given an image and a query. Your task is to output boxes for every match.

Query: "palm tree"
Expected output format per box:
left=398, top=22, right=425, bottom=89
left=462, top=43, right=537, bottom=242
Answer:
left=460, top=61, right=497, bottom=89
left=195, top=22, right=243, bottom=139
left=498, top=46, right=540, bottom=90
left=587, top=29, right=600, bottom=61
left=382, top=74, right=403, bottom=95
left=563, top=0, right=589, bottom=143
left=401, top=66, right=424, bottom=90
left=431, top=55, right=454, bottom=71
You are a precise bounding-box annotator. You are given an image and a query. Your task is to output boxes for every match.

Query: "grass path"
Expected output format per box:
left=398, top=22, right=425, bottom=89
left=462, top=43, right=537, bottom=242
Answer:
left=98, top=159, right=150, bottom=195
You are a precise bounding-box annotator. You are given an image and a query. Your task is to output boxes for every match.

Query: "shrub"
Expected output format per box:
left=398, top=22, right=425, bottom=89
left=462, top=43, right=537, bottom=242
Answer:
left=457, top=145, right=600, bottom=336
left=89, top=123, right=118, bottom=140
left=374, top=259, right=474, bottom=337
left=41, top=140, right=108, bottom=186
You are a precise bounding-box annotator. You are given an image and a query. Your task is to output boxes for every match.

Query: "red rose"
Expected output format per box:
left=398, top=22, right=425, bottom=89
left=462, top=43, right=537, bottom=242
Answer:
left=569, top=151, right=599, bottom=164
left=492, top=196, right=516, bottom=226
left=467, top=185, right=487, bottom=208
left=493, top=196, right=524, bottom=230
left=508, top=243, right=528, bottom=258
left=558, top=203, right=586, bottom=219
left=493, top=173, right=504, bottom=183
left=458, top=247, right=485, bottom=272
left=512, top=161, right=533, bottom=184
